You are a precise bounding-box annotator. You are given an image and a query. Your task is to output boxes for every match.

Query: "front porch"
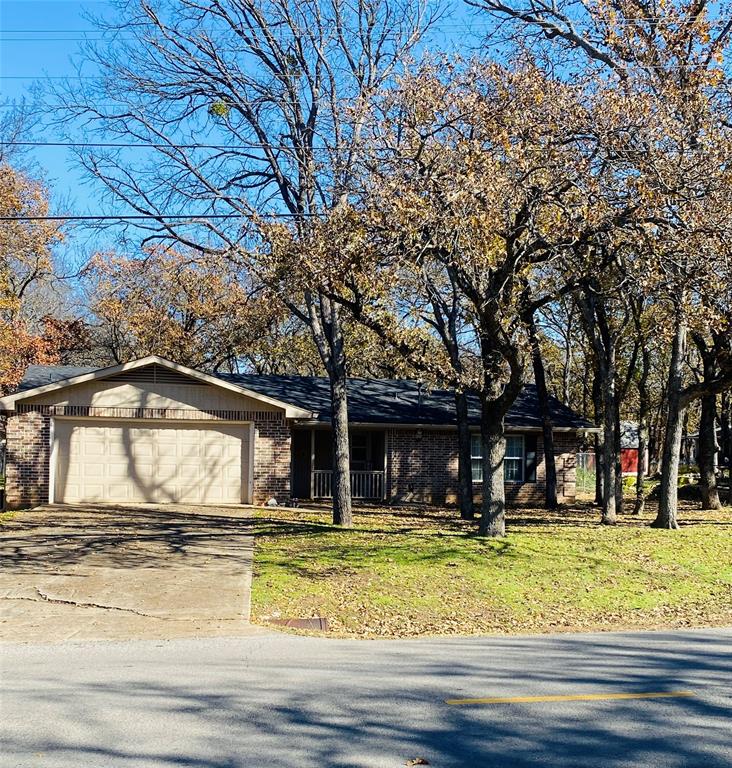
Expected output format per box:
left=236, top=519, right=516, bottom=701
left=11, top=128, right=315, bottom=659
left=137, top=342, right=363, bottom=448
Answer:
left=291, top=428, right=386, bottom=500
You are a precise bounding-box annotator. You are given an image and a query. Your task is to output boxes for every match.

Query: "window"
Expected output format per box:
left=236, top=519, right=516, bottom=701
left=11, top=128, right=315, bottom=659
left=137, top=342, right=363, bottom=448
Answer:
left=350, top=433, right=370, bottom=470
left=470, top=434, right=525, bottom=483
left=504, top=435, right=525, bottom=482
left=471, top=434, right=483, bottom=483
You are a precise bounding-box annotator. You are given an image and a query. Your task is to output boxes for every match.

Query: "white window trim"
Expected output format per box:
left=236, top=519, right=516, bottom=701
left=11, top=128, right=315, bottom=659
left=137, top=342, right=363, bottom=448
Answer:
left=470, top=433, right=526, bottom=484
left=504, top=434, right=525, bottom=483
left=470, top=434, right=483, bottom=483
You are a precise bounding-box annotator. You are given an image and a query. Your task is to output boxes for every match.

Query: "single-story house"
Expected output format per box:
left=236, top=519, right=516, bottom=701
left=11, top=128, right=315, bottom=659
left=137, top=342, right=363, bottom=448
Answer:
left=0, top=356, right=594, bottom=509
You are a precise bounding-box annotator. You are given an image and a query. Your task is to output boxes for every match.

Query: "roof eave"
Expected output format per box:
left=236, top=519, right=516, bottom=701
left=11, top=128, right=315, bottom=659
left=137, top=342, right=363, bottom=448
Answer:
left=0, top=356, right=316, bottom=418
left=292, top=419, right=597, bottom=432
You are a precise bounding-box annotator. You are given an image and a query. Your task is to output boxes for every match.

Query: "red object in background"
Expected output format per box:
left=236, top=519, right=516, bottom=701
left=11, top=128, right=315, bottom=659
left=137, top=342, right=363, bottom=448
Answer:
left=621, top=448, right=639, bottom=474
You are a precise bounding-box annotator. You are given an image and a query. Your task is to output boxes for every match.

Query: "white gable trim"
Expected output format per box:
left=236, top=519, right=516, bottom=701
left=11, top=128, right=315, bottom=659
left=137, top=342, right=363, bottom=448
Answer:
left=0, top=356, right=315, bottom=419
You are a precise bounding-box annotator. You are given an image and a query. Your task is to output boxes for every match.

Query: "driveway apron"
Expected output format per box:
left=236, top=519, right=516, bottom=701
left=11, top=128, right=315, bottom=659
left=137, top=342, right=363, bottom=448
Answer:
left=0, top=504, right=262, bottom=642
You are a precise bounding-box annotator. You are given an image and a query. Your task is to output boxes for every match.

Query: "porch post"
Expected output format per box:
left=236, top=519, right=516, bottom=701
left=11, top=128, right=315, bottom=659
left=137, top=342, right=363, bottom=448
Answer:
left=310, top=429, right=315, bottom=499
left=383, top=430, right=388, bottom=501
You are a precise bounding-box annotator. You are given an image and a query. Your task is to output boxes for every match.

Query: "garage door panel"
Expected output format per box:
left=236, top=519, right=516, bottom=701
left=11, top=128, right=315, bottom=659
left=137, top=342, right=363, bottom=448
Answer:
left=130, top=444, right=154, bottom=459
left=83, top=463, right=107, bottom=480
left=107, top=483, right=131, bottom=499
left=108, top=462, right=131, bottom=480
left=129, top=466, right=156, bottom=484
left=55, top=420, right=250, bottom=504
left=83, top=485, right=105, bottom=501
left=80, top=439, right=107, bottom=456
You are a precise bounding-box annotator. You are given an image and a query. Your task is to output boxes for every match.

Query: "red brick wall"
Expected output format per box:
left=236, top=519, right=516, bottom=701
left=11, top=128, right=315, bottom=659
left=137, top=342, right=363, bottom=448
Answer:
left=252, top=417, right=291, bottom=504
left=386, top=428, right=578, bottom=507
left=4, top=405, right=574, bottom=510
left=386, top=428, right=459, bottom=505
left=4, top=408, right=292, bottom=508
left=5, top=409, right=51, bottom=509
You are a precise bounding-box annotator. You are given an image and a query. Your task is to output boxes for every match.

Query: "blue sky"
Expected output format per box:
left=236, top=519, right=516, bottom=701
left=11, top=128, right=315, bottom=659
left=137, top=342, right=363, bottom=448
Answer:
left=1, top=2, right=114, bottom=206
left=1, top=0, right=481, bottom=258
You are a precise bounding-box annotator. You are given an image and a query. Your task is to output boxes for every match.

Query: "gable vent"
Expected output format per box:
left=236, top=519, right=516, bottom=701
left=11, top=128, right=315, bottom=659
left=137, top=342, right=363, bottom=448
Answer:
left=105, top=364, right=207, bottom=386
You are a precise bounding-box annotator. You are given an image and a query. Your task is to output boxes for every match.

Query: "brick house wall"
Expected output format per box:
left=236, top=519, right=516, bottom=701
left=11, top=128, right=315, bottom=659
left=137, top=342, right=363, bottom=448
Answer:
left=386, top=427, right=577, bottom=506
left=4, top=404, right=575, bottom=510
left=5, top=409, right=51, bottom=509
left=3, top=406, right=291, bottom=509
left=551, top=432, right=578, bottom=503
left=252, top=417, right=291, bottom=504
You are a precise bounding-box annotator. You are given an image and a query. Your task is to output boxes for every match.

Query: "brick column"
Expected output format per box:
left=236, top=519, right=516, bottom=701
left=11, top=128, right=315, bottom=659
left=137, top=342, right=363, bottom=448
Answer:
left=252, top=417, right=291, bottom=505
left=5, top=409, right=51, bottom=509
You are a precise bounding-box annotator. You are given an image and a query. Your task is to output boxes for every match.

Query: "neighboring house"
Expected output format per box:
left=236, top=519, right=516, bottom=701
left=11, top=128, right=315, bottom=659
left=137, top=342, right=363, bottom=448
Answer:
left=620, top=421, right=649, bottom=475
left=0, top=356, right=594, bottom=509
left=681, top=428, right=724, bottom=468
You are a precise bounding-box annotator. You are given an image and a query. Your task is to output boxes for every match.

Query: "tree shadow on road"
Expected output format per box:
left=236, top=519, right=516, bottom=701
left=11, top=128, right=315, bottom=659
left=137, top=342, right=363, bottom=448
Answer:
left=2, top=629, right=731, bottom=767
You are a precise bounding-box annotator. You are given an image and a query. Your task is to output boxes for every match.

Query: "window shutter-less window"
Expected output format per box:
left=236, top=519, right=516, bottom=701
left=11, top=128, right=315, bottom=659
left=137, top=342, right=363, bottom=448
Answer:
left=525, top=434, right=538, bottom=483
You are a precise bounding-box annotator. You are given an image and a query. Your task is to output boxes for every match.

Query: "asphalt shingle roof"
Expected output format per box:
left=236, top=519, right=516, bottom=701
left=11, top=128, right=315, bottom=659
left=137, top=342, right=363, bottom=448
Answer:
left=18, top=365, right=594, bottom=429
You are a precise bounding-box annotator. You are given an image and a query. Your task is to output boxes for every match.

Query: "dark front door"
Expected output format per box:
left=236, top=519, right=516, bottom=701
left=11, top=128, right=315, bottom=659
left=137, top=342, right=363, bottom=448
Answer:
left=291, top=429, right=312, bottom=499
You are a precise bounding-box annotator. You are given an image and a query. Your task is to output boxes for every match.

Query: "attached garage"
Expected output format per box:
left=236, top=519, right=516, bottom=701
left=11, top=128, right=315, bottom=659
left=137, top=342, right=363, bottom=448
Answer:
left=0, top=356, right=311, bottom=509
left=53, top=420, right=252, bottom=504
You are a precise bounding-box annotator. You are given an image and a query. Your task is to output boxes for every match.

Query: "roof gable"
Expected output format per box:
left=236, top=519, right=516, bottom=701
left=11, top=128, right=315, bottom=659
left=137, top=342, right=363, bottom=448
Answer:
left=1, top=356, right=314, bottom=418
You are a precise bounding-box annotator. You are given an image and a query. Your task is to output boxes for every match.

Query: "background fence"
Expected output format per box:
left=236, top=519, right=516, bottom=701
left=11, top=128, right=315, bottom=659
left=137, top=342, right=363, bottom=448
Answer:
left=576, top=451, right=596, bottom=496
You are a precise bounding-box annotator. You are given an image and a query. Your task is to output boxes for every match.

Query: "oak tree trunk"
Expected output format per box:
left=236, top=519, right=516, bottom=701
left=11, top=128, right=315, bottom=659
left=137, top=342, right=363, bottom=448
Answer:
left=329, top=366, right=353, bottom=527
left=698, top=392, right=721, bottom=510
left=721, top=393, right=731, bottom=504
left=592, top=373, right=604, bottom=506
left=613, top=395, right=624, bottom=517
left=455, top=391, right=475, bottom=519
left=309, top=294, right=353, bottom=527
left=601, top=372, right=618, bottom=525
left=579, top=285, right=619, bottom=522
left=633, top=346, right=651, bottom=515
left=478, top=408, right=506, bottom=537
left=653, top=318, right=686, bottom=529
left=525, top=309, right=558, bottom=507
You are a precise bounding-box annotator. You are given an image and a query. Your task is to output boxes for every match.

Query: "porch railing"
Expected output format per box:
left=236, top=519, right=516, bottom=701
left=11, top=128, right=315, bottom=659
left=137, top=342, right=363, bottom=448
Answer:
left=312, top=469, right=385, bottom=500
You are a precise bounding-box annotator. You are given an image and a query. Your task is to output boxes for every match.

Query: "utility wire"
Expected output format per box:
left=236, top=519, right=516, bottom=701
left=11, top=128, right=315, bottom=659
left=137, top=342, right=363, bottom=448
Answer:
left=0, top=140, right=720, bottom=154
left=3, top=18, right=732, bottom=32
left=0, top=212, right=317, bottom=222
left=1, top=61, right=728, bottom=80
left=1, top=140, right=319, bottom=150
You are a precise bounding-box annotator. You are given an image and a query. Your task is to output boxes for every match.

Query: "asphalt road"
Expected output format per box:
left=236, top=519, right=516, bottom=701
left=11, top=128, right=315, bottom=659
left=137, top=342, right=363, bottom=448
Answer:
left=1, top=628, right=730, bottom=768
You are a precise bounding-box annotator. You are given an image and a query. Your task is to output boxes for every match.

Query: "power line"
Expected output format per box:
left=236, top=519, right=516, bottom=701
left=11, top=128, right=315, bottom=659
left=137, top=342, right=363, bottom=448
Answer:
left=1, top=60, right=728, bottom=81
left=1, top=140, right=316, bottom=150
left=0, top=139, right=723, bottom=155
left=0, top=139, right=405, bottom=153
left=0, top=212, right=317, bottom=222
left=0, top=16, right=730, bottom=44
left=3, top=17, right=732, bottom=32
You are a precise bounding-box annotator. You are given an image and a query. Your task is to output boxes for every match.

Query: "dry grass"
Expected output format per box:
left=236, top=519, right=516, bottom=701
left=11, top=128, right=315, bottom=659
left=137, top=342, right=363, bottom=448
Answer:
left=250, top=500, right=732, bottom=638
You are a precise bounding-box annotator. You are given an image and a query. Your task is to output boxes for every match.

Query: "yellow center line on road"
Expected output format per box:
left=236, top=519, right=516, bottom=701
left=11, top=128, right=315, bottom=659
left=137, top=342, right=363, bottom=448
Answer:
left=445, top=691, right=696, bottom=706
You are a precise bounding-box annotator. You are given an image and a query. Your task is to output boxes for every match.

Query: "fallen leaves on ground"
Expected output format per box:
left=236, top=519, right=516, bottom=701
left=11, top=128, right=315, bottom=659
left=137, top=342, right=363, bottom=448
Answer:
left=250, top=501, right=732, bottom=638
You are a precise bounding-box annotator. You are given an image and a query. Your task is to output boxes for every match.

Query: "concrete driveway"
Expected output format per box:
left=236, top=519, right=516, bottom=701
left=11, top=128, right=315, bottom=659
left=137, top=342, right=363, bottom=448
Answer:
left=0, top=504, right=262, bottom=642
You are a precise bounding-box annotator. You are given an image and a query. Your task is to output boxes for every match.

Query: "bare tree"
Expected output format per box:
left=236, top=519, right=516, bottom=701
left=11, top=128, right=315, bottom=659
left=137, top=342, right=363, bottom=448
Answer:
left=325, top=60, right=611, bottom=535
left=469, top=0, right=732, bottom=528
left=58, top=0, right=436, bottom=525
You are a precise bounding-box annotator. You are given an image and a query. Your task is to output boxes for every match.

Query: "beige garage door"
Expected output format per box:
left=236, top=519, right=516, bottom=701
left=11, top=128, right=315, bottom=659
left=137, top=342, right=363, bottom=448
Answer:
left=54, top=420, right=250, bottom=504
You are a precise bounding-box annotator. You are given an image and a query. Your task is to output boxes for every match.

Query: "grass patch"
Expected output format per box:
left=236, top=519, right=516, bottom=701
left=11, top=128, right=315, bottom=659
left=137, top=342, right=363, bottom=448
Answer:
left=250, top=501, right=732, bottom=637
left=0, top=510, right=16, bottom=525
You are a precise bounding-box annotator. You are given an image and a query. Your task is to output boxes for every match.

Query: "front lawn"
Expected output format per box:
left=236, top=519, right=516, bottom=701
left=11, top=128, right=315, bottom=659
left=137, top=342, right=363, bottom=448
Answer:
left=250, top=502, right=732, bottom=637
